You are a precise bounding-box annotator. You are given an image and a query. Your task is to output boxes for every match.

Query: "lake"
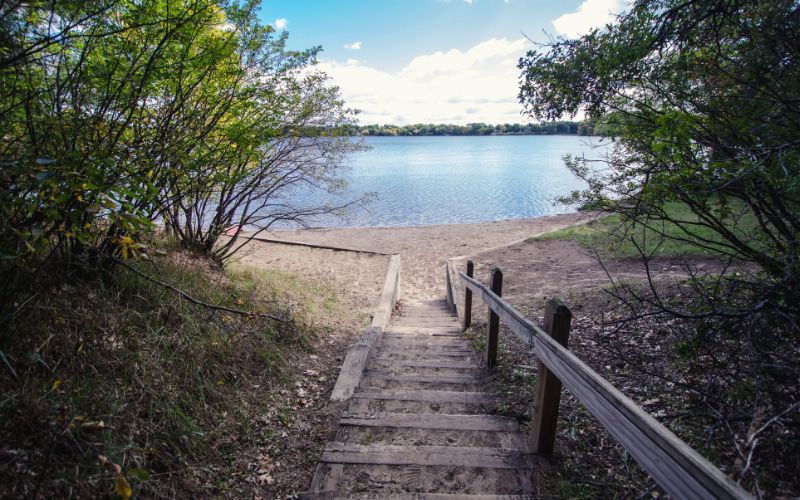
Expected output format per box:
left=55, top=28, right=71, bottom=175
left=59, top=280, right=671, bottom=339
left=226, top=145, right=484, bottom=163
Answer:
left=293, top=135, right=612, bottom=228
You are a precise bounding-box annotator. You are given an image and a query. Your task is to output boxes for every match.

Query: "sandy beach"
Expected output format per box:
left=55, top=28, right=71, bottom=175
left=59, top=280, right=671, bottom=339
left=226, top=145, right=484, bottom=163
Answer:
left=234, top=212, right=595, bottom=313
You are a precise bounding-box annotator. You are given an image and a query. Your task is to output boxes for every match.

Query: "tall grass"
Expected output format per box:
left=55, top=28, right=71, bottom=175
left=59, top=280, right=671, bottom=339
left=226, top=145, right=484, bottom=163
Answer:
left=0, top=251, right=329, bottom=497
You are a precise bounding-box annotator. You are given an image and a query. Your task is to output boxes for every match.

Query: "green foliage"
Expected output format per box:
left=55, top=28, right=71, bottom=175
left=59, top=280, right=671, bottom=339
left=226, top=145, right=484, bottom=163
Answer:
left=519, top=0, right=800, bottom=277
left=345, top=120, right=593, bottom=136
left=520, top=2, right=800, bottom=492
left=0, top=0, right=359, bottom=326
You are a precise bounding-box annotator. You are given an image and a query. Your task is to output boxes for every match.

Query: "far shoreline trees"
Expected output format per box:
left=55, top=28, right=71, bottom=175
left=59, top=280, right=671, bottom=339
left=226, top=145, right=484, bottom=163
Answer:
left=337, top=120, right=598, bottom=137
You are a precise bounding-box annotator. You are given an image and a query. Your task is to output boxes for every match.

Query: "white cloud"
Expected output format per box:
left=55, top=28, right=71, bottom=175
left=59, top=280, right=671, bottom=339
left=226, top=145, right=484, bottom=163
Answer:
left=273, top=18, right=288, bottom=30
left=344, top=41, right=362, bottom=50
left=552, top=0, right=626, bottom=38
left=464, top=0, right=474, bottom=4
left=316, top=38, right=531, bottom=124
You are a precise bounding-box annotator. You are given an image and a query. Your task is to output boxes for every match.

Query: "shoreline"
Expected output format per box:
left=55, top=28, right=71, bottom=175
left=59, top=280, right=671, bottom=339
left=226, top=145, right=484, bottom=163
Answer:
left=266, top=211, right=588, bottom=234
left=236, top=211, right=595, bottom=304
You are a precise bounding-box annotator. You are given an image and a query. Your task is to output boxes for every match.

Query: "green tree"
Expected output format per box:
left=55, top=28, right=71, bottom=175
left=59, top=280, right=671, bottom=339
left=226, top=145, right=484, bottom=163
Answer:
left=519, top=0, right=800, bottom=491
left=0, top=0, right=363, bottom=327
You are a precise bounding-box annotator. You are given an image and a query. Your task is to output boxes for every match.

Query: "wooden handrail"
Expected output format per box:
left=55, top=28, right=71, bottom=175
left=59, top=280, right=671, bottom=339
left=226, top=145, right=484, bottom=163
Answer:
left=458, top=271, right=751, bottom=500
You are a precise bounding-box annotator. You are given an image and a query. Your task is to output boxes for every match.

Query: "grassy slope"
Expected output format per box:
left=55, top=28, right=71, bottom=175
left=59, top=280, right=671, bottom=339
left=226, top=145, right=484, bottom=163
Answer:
left=533, top=202, right=758, bottom=258
left=0, top=251, right=348, bottom=498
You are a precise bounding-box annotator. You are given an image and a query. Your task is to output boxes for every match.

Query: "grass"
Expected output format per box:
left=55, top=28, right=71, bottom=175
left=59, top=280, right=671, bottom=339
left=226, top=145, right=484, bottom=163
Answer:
left=533, top=201, right=760, bottom=258
left=0, top=247, right=337, bottom=498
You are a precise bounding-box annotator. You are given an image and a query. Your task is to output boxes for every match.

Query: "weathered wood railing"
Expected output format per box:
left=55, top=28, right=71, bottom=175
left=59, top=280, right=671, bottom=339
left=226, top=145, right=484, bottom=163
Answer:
left=448, top=259, right=750, bottom=500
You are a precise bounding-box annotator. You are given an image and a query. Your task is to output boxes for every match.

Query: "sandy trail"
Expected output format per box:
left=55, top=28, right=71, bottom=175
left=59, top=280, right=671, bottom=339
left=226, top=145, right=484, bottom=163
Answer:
left=235, top=213, right=594, bottom=309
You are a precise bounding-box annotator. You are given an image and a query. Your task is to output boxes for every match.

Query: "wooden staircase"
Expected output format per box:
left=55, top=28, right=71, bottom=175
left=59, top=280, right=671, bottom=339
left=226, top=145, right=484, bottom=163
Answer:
left=307, top=299, right=534, bottom=498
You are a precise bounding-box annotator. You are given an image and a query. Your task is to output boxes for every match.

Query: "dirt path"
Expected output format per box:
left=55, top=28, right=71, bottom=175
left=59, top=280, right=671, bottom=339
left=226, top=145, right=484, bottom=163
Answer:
left=308, top=299, right=534, bottom=497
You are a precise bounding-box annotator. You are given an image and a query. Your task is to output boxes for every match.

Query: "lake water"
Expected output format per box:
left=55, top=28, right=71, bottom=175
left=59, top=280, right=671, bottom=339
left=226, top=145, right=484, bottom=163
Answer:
left=295, top=135, right=612, bottom=228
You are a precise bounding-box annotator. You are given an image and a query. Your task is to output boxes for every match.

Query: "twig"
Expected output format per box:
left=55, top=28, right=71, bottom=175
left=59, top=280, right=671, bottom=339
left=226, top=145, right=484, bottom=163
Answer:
left=113, top=257, right=286, bottom=323
left=0, top=349, right=18, bottom=379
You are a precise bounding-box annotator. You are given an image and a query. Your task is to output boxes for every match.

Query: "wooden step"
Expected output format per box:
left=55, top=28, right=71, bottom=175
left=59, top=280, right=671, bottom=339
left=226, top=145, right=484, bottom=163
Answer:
left=352, top=388, right=499, bottom=404
left=384, top=330, right=463, bottom=338
left=373, top=353, right=472, bottom=363
left=303, top=493, right=530, bottom=500
left=378, top=346, right=472, bottom=355
left=376, top=348, right=474, bottom=357
left=363, top=372, right=484, bottom=385
left=380, top=338, right=470, bottom=347
left=393, top=320, right=462, bottom=328
left=320, top=443, right=533, bottom=469
left=385, top=326, right=463, bottom=334
left=368, top=359, right=478, bottom=370
left=339, top=413, right=520, bottom=432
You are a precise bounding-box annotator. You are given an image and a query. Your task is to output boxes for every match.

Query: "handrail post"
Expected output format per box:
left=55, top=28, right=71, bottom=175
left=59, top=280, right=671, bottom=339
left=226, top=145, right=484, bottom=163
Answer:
left=445, top=263, right=454, bottom=312
left=530, top=297, right=572, bottom=455
left=464, top=260, right=474, bottom=329
left=486, top=268, right=503, bottom=369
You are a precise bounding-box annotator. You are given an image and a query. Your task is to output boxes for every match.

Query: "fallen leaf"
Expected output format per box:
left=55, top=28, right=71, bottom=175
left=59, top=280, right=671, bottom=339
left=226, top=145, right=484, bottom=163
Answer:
left=114, top=473, right=132, bottom=499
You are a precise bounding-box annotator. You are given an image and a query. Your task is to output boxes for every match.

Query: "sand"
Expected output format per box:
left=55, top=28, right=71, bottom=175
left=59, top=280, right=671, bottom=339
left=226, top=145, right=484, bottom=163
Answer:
left=233, top=213, right=595, bottom=314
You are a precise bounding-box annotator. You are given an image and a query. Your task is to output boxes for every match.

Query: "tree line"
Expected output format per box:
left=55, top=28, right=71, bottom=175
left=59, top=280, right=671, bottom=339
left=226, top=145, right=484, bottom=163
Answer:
left=337, top=121, right=600, bottom=137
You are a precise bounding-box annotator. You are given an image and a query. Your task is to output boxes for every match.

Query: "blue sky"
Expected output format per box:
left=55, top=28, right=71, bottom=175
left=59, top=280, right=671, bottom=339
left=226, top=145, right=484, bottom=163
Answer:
left=257, top=0, right=627, bottom=124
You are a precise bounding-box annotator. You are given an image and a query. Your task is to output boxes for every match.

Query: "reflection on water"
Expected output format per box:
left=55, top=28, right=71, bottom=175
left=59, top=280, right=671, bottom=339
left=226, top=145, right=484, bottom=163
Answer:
left=285, top=135, right=612, bottom=228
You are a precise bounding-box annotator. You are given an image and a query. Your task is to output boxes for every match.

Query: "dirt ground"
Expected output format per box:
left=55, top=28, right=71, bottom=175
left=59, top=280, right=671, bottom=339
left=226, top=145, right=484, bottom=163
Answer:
left=235, top=212, right=594, bottom=303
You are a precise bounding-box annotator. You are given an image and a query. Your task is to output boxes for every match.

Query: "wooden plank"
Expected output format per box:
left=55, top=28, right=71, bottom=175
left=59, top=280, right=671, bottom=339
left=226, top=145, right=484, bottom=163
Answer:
left=382, top=335, right=464, bottom=342
left=364, top=373, right=483, bottom=385
left=353, top=388, right=498, bottom=404
left=321, top=443, right=532, bottom=469
left=371, top=254, right=401, bottom=329
left=368, top=359, right=478, bottom=369
left=530, top=298, right=571, bottom=455
left=375, top=349, right=474, bottom=358
left=373, top=355, right=473, bottom=365
left=385, top=326, right=463, bottom=334
left=339, top=413, right=520, bottom=432
left=379, top=339, right=470, bottom=348
left=330, top=326, right=382, bottom=401
left=392, top=318, right=461, bottom=330
left=302, top=493, right=529, bottom=500
left=379, top=342, right=470, bottom=350
left=459, top=272, right=751, bottom=500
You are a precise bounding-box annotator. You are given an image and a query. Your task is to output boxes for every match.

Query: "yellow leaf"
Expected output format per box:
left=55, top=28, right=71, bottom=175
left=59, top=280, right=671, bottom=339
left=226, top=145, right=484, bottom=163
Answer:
left=114, top=473, right=132, bottom=500
left=76, top=194, right=83, bottom=202
left=52, top=379, right=62, bottom=391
